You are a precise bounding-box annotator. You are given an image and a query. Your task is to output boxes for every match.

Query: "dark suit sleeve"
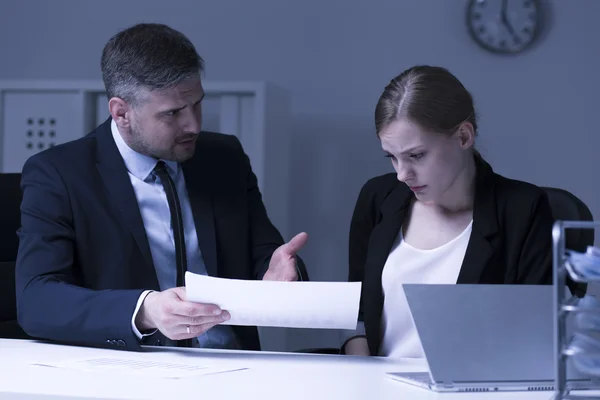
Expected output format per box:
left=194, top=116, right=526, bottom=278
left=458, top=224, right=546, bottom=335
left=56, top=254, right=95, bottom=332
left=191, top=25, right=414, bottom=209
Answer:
left=348, top=180, right=378, bottom=321
left=340, top=180, right=379, bottom=351
left=15, top=155, right=145, bottom=350
left=516, top=191, right=554, bottom=285
left=232, top=138, right=309, bottom=281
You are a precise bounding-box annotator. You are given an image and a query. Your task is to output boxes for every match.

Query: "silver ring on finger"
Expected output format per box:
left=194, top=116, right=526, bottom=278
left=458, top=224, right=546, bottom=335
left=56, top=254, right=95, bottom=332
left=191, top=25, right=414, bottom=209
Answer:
left=186, top=325, right=191, bottom=334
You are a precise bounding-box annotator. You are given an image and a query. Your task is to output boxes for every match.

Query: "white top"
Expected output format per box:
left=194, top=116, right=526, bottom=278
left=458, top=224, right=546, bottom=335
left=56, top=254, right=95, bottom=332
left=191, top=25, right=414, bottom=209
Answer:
left=379, top=221, right=473, bottom=359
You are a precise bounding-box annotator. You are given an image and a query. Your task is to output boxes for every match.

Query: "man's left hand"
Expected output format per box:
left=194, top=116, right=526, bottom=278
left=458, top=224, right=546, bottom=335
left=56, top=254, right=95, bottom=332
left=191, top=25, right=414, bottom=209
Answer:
left=263, top=232, right=308, bottom=281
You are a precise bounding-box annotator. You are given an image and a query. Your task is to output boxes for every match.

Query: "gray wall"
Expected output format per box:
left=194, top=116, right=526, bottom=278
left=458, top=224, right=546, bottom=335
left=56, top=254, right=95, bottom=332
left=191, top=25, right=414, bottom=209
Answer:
left=1, top=0, right=598, bottom=351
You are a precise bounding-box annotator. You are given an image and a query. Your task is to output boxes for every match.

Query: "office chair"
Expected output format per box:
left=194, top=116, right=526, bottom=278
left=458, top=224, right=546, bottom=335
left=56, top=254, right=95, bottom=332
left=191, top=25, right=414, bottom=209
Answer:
left=542, top=186, right=594, bottom=298
left=0, top=173, right=28, bottom=339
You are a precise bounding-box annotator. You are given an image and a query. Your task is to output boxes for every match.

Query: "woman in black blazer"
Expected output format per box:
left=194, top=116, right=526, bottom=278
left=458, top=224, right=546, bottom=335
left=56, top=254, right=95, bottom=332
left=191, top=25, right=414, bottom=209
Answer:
left=343, top=65, right=555, bottom=357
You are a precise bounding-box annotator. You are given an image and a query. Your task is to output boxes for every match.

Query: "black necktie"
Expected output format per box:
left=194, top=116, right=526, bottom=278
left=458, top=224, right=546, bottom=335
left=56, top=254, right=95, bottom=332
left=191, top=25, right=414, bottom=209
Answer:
left=153, top=161, right=192, bottom=348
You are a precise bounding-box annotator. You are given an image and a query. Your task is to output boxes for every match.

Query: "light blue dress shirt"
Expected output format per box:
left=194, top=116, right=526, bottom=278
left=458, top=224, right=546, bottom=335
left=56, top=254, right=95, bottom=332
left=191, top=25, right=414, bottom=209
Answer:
left=111, top=120, right=240, bottom=349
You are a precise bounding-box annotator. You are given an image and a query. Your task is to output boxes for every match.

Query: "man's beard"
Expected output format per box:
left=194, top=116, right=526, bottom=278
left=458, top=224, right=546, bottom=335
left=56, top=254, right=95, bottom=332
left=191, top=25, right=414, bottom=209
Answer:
left=127, top=125, right=192, bottom=163
left=127, top=122, right=157, bottom=159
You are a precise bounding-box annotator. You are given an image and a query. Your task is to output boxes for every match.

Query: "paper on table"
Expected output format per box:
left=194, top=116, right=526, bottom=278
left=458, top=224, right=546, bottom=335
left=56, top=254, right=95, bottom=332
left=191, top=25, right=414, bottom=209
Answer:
left=185, top=272, right=361, bottom=330
left=32, top=356, right=247, bottom=379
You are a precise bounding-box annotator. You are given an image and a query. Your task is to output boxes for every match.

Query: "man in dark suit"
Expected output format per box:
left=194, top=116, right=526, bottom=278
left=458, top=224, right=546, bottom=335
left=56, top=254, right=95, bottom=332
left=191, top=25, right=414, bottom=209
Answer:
left=15, top=23, right=308, bottom=352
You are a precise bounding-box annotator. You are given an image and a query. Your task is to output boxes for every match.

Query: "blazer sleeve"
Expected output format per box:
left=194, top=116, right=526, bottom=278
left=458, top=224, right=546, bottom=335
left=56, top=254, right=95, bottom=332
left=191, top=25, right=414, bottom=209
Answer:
left=348, top=179, right=380, bottom=322
left=339, top=179, right=382, bottom=350
left=15, top=154, right=145, bottom=351
left=516, top=191, right=554, bottom=285
left=232, top=138, right=309, bottom=282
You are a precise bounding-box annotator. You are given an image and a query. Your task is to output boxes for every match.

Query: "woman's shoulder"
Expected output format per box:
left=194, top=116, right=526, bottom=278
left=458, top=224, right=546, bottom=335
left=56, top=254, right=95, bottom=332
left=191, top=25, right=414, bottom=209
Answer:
left=476, top=155, right=548, bottom=208
left=486, top=171, right=554, bottom=229
left=351, top=174, right=412, bottom=225
left=492, top=172, right=549, bottom=205
left=356, top=173, right=408, bottom=203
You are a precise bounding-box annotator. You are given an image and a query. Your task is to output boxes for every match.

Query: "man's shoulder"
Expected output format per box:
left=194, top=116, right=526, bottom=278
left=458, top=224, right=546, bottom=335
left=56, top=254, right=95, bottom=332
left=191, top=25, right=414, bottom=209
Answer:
left=23, top=131, right=99, bottom=172
left=196, top=130, right=242, bottom=151
left=192, top=130, right=248, bottom=164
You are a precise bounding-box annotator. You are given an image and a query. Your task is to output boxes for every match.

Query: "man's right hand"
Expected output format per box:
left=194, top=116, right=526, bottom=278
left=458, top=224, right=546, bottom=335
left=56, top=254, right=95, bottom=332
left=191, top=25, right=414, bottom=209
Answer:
left=135, top=287, right=230, bottom=340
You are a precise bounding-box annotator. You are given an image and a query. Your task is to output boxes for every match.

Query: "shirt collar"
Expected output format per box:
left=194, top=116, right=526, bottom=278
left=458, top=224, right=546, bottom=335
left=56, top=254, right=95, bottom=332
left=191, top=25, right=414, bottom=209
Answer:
left=110, top=119, right=178, bottom=181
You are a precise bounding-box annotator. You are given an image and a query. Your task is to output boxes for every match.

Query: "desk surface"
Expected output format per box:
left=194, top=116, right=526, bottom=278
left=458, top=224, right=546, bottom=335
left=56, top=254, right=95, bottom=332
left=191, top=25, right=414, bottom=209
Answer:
left=0, top=339, right=594, bottom=400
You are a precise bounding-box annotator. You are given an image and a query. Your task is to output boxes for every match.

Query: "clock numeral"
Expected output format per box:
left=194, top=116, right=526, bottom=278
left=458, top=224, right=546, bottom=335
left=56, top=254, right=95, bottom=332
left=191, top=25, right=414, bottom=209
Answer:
left=478, top=26, right=486, bottom=34
left=513, top=36, right=522, bottom=45
left=472, top=12, right=481, bottom=20
left=500, top=40, right=507, bottom=49
left=522, top=26, right=532, bottom=35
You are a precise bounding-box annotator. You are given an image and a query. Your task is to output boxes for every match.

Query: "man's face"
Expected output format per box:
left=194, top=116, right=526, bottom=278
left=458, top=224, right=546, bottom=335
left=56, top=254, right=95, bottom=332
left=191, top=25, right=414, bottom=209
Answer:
left=126, top=75, right=204, bottom=162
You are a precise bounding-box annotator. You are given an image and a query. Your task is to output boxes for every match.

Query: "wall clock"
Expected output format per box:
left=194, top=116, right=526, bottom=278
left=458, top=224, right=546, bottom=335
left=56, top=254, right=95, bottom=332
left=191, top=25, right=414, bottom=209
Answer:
left=467, top=0, right=542, bottom=54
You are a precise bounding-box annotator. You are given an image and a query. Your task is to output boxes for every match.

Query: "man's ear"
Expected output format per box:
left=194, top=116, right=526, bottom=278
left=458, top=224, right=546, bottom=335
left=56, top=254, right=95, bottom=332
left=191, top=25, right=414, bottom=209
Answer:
left=108, top=97, right=132, bottom=130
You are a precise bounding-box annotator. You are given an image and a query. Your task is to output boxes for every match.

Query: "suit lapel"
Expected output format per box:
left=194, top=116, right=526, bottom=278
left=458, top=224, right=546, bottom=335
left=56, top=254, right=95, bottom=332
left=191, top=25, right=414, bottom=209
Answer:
left=363, top=184, right=411, bottom=354
left=94, top=119, right=159, bottom=288
left=457, top=155, right=499, bottom=284
left=367, top=185, right=412, bottom=285
left=457, top=230, right=494, bottom=283
left=181, top=157, right=218, bottom=277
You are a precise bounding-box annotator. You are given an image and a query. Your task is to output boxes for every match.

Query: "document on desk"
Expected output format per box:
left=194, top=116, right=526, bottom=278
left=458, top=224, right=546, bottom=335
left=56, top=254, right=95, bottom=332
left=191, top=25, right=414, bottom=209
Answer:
left=32, top=356, right=247, bottom=379
left=184, top=272, right=361, bottom=330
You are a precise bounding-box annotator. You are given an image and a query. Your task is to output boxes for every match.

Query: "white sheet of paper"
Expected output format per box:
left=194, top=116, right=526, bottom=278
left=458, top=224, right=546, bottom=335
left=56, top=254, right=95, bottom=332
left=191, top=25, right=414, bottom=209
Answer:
left=32, top=357, right=247, bottom=379
left=184, top=272, right=361, bottom=330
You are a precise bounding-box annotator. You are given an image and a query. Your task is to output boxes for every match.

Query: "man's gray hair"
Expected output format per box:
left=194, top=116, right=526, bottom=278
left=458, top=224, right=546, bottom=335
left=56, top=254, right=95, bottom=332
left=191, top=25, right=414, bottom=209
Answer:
left=101, top=23, right=204, bottom=106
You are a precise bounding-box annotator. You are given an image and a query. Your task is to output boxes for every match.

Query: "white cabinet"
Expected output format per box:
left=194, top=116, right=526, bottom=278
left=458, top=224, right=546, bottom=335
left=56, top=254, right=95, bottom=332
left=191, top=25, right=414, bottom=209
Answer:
left=0, top=80, right=292, bottom=241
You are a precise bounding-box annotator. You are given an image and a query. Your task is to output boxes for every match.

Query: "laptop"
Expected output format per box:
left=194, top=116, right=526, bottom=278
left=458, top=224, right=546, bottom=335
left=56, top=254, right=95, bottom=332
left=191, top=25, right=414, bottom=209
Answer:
left=386, top=284, right=600, bottom=393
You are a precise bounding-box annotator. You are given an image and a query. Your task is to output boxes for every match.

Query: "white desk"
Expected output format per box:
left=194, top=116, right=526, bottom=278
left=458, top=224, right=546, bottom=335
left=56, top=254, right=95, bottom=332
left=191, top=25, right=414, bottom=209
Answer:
left=0, top=339, right=593, bottom=400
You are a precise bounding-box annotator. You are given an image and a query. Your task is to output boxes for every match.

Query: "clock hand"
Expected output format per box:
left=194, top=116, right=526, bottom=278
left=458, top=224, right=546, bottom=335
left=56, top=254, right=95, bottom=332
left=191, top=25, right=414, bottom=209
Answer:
left=501, top=0, right=519, bottom=41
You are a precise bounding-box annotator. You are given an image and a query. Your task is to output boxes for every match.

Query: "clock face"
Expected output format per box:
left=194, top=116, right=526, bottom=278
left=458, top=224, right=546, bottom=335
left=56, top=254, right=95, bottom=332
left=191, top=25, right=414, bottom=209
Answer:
left=467, top=0, right=541, bottom=54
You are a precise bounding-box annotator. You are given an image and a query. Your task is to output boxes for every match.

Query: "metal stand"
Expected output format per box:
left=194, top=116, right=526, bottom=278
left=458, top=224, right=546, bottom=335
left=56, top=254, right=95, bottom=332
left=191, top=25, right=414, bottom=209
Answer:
left=553, top=220, right=600, bottom=400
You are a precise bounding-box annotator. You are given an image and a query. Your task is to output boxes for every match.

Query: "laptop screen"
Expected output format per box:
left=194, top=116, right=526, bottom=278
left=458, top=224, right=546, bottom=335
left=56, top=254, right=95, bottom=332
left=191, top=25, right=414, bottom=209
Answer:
left=402, top=284, right=570, bottom=384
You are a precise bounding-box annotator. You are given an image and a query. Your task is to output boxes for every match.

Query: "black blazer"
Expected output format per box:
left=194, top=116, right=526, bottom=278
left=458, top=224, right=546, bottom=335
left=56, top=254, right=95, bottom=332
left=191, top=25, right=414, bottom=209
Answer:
left=349, top=155, right=554, bottom=356
left=15, top=118, right=307, bottom=351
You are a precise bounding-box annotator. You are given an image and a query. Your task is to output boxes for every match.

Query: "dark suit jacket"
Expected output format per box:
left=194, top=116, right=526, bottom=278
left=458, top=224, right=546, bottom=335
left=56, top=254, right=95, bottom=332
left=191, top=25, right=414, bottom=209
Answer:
left=349, top=155, right=554, bottom=356
left=15, top=118, right=307, bottom=352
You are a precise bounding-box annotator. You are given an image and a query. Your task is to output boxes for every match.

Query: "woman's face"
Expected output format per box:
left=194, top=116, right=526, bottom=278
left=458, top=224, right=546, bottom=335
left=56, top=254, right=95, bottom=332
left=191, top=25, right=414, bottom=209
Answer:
left=379, top=119, right=473, bottom=205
